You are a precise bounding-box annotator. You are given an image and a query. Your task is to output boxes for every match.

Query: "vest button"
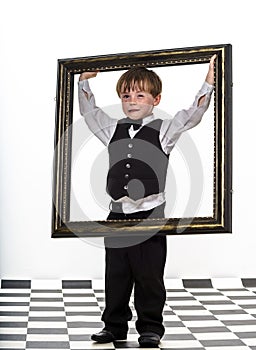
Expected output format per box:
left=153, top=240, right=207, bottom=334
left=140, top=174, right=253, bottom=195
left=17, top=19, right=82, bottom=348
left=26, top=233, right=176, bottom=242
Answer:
left=124, top=185, right=128, bottom=190
left=124, top=174, right=129, bottom=178
left=126, top=163, right=131, bottom=168
left=127, top=153, right=132, bottom=158
left=128, top=143, right=133, bottom=148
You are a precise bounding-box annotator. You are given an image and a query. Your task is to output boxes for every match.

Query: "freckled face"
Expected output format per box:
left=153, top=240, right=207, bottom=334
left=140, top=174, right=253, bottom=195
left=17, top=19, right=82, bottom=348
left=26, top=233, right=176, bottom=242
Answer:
left=120, top=88, right=161, bottom=120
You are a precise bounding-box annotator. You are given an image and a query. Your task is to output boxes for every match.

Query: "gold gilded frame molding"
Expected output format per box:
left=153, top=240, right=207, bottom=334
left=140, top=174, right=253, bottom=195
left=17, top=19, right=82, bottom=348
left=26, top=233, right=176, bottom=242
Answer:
left=52, top=44, right=232, bottom=238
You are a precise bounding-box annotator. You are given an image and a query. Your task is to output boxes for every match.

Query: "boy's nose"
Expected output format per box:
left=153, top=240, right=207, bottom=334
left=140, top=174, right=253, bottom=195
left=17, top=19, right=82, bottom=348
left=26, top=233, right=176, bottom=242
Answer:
left=130, top=95, right=137, bottom=104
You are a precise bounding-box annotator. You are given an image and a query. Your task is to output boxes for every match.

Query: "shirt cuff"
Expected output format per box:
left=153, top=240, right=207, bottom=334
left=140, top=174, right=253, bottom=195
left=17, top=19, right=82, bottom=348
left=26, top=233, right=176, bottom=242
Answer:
left=201, top=81, right=214, bottom=93
left=78, top=79, right=91, bottom=93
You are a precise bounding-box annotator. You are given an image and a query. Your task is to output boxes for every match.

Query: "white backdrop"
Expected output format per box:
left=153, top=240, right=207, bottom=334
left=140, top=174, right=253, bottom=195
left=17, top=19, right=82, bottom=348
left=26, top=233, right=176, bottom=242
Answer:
left=0, top=0, right=255, bottom=280
left=70, top=65, right=214, bottom=221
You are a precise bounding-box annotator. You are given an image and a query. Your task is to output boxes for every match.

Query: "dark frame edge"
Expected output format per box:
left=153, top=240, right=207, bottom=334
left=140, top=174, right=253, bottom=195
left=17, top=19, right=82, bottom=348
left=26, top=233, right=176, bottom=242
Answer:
left=223, top=44, right=233, bottom=233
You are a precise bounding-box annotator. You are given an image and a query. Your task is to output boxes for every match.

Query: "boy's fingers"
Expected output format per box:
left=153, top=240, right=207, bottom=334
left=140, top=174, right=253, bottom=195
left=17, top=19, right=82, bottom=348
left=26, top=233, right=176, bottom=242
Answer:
left=79, top=71, right=99, bottom=80
left=210, top=54, right=217, bottom=65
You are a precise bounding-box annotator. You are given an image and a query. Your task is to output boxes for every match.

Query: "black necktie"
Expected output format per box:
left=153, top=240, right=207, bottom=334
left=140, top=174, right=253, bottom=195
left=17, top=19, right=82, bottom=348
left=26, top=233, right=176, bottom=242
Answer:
left=124, top=117, right=142, bottom=130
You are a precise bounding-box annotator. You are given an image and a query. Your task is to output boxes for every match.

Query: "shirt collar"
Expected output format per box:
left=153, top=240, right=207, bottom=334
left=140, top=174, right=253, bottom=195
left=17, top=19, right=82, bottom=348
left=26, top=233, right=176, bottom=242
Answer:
left=141, top=113, right=155, bottom=126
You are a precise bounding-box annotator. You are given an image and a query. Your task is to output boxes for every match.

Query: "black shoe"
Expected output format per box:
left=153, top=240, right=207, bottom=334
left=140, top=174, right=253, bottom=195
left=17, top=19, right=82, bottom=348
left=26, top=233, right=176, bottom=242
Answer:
left=138, top=332, right=160, bottom=348
left=91, top=330, right=126, bottom=343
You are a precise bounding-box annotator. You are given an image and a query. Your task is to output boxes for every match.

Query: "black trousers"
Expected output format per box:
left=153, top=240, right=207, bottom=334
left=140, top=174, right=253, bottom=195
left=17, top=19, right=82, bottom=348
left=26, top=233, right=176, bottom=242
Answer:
left=102, top=203, right=167, bottom=337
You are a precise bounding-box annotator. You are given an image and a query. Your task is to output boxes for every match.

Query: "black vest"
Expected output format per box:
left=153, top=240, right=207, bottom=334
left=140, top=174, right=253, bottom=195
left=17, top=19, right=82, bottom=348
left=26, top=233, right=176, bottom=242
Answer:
left=106, top=119, right=169, bottom=201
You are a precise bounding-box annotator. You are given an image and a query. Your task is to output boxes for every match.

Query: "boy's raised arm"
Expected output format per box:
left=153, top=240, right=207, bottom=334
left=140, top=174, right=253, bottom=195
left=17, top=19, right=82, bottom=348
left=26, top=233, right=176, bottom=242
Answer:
left=160, top=55, right=216, bottom=154
left=78, top=71, right=117, bottom=146
left=205, top=54, right=217, bottom=86
left=79, top=71, right=98, bottom=99
left=198, top=54, right=216, bottom=106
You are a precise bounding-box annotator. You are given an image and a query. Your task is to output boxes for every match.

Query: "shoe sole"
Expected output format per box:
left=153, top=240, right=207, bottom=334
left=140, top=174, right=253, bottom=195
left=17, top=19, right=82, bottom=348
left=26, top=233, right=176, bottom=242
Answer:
left=91, top=335, right=127, bottom=343
left=91, top=334, right=114, bottom=343
left=139, top=341, right=159, bottom=348
left=139, top=338, right=160, bottom=348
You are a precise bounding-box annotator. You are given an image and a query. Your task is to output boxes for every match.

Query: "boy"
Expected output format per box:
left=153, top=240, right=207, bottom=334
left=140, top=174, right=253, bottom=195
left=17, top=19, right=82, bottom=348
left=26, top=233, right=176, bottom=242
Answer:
left=78, top=55, right=216, bottom=347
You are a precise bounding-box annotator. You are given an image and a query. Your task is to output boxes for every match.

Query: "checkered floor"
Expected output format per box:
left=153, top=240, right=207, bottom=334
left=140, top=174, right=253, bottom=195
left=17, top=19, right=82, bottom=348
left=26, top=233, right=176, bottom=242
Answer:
left=1, top=279, right=256, bottom=349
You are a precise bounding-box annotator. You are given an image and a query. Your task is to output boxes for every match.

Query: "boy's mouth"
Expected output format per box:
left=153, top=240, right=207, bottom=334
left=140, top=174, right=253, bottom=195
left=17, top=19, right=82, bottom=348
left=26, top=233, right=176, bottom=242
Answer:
left=128, top=108, right=140, bottom=113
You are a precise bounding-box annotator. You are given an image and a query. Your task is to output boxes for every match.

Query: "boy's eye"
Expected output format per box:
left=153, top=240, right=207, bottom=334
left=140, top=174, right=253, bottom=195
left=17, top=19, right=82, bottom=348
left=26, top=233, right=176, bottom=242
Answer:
left=137, top=94, right=145, bottom=98
left=122, top=94, right=130, bottom=99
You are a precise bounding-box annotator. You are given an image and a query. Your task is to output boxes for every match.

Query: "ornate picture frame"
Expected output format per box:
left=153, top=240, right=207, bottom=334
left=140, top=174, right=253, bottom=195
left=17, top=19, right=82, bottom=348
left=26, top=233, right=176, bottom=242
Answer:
left=52, top=44, right=232, bottom=238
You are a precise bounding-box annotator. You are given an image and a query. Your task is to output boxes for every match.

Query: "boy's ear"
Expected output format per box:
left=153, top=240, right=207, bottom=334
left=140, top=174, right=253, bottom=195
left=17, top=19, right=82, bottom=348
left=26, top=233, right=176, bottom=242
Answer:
left=153, top=94, right=161, bottom=106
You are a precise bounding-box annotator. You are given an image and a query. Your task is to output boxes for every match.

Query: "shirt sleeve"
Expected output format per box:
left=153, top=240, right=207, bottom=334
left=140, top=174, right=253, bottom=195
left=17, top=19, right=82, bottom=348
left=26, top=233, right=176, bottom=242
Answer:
left=160, top=81, right=214, bottom=154
left=78, top=80, right=117, bottom=146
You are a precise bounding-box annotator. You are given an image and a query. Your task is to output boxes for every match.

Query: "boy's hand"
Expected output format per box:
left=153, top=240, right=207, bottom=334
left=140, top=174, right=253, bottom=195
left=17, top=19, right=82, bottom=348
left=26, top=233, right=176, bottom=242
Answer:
left=79, top=71, right=98, bottom=81
left=205, top=54, right=217, bottom=86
